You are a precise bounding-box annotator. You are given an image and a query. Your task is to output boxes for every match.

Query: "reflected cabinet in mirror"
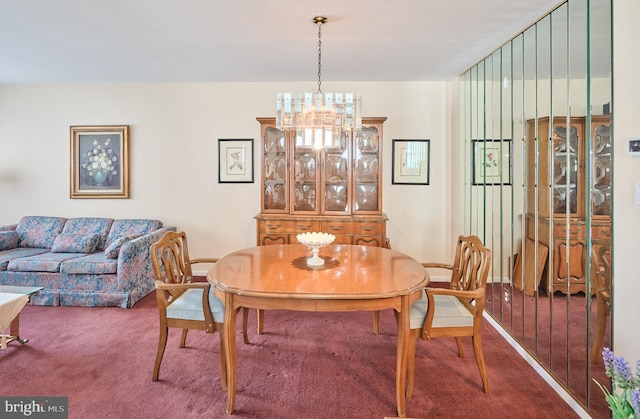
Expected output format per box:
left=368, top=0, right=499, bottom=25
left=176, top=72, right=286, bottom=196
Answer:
left=459, top=0, right=612, bottom=416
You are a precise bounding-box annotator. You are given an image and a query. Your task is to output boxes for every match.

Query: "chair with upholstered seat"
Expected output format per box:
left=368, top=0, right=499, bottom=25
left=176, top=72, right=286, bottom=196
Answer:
left=406, top=235, right=491, bottom=398
left=590, top=239, right=612, bottom=363
left=150, top=231, right=248, bottom=383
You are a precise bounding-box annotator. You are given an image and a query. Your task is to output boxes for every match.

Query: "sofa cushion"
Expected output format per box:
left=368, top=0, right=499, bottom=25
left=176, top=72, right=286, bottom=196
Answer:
left=16, top=216, right=67, bottom=248
left=7, top=252, right=87, bottom=273
left=0, top=231, right=19, bottom=251
left=106, top=219, right=162, bottom=248
left=104, top=234, right=140, bottom=259
left=51, top=233, right=100, bottom=253
left=0, top=248, right=50, bottom=271
left=60, top=253, right=118, bottom=275
left=62, top=218, right=114, bottom=250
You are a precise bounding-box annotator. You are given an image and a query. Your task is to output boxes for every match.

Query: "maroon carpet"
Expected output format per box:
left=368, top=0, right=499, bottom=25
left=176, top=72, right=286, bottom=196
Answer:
left=486, top=283, right=610, bottom=418
left=1, top=292, right=581, bottom=418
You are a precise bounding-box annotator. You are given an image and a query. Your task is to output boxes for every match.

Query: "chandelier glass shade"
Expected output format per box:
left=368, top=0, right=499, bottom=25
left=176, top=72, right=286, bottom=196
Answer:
left=276, top=17, right=362, bottom=149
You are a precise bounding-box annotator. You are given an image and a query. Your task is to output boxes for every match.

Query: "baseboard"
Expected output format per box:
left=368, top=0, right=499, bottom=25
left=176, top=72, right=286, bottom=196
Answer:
left=483, top=313, right=591, bottom=418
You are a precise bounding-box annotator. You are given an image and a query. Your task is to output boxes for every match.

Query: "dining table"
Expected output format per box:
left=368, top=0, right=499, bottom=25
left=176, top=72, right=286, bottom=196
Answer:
left=207, top=243, right=428, bottom=417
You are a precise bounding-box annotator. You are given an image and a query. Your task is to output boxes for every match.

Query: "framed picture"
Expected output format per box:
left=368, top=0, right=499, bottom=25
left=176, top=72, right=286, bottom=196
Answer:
left=392, top=139, right=430, bottom=185
left=218, top=139, right=254, bottom=183
left=70, top=125, right=129, bottom=199
left=472, top=139, right=512, bottom=185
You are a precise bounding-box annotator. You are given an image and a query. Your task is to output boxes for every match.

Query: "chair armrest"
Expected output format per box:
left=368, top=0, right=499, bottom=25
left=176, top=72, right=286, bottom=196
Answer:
left=190, top=257, right=219, bottom=265
left=426, top=286, right=484, bottom=300
left=425, top=286, right=486, bottom=319
left=422, top=262, right=453, bottom=270
left=155, top=281, right=209, bottom=291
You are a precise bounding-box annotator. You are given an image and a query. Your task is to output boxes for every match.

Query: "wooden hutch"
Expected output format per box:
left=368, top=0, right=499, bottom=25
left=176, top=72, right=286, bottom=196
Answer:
left=525, top=115, right=611, bottom=294
left=255, top=117, right=388, bottom=247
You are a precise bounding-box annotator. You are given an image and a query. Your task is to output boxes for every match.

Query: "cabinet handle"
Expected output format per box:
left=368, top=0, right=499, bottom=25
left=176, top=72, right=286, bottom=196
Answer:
left=298, top=224, right=312, bottom=230
left=360, top=225, right=375, bottom=232
left=266, top=223, right=281, bottom=230
left=329, top=225, right=344, bottom=231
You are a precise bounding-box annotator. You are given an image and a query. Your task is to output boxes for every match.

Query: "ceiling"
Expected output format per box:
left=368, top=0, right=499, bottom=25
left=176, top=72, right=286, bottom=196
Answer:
left=0, top=0, right=562, bottom=84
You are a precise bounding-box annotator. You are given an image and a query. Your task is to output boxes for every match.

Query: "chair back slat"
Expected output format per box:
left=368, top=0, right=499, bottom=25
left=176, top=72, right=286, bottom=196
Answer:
left=450, top=235, right=491, bottom=296
left=151, top=231, right=194, bottom=302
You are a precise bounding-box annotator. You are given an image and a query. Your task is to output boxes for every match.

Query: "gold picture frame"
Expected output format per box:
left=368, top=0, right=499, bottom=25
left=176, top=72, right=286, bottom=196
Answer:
left=70, top=125, right=129, bottom=199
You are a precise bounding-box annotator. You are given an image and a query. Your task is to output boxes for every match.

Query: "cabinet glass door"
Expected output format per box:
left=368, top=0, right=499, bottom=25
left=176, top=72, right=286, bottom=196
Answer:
left=262, top=126, right=288, bottom=212
left=322, top=131, right=350, bottom=214
left=353, top=125, right=381, bottom=213
left=592, top=116, right=611, bottom=217
left=550, top=118, right=583, bottom=217
left=292, top=132, right=319, bottom=213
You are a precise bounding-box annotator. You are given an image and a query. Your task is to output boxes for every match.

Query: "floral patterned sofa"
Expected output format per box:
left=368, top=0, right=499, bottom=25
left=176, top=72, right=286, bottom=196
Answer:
left=0, top=216, right=175, bottom=308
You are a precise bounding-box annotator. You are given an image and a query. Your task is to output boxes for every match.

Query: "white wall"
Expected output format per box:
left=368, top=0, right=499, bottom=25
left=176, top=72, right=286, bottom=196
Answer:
left=0, top=81, right=453, bottom=264
left=612, top=0, right=640, bottom=360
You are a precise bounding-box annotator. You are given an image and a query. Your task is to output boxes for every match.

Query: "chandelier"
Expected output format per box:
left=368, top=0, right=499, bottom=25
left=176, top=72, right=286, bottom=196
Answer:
left=276, top=16, right=362, bottom=149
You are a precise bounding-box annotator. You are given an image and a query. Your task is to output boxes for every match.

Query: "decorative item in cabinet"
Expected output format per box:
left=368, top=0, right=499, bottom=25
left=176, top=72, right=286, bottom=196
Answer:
left=591, top=115, right=611, bottom=218
left=526, top=117, right=585, bottom=218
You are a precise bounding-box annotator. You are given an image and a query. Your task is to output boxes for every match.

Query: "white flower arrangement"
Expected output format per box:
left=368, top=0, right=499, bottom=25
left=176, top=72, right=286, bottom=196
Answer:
left=81, top=138, right=118, bottom=185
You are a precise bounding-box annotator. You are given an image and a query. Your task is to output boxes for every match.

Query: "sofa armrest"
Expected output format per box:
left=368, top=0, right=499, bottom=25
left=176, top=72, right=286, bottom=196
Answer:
left=0, top=224, right=18, bottom=232
left=116, top=226, right=177, bottom=292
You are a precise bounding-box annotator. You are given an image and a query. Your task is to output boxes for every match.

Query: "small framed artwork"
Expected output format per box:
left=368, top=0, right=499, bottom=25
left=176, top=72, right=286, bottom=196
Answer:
left=392, top=139, right=430, bottom=185
left=218, top=139, right=254, bottom=183
left=472, top=139, right=512, bottom=185
left=70, top=125, right=129, bottom=199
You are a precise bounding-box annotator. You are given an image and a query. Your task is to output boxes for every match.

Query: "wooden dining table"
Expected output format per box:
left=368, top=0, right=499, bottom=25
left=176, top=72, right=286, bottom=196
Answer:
left=207, top=244, right=428, bottom=417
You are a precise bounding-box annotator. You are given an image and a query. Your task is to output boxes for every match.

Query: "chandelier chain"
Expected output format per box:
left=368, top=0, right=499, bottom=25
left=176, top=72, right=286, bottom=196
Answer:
left=317, top=22, right=322, bottom=93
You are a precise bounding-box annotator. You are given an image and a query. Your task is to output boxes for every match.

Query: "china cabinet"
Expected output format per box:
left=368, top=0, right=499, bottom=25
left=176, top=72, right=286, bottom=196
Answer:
left=525, top=115, right=611, bottom=294
left=256, top=117, right=388, bottom=247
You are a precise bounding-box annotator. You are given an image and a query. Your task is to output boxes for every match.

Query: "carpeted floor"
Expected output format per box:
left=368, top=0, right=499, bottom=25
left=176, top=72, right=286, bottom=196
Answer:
left=1, top=292, right=582, bottom=418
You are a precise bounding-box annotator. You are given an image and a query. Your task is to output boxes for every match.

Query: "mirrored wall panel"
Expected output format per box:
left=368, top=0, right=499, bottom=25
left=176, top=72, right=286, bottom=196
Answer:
left=459, top=0, right=612, bottom=416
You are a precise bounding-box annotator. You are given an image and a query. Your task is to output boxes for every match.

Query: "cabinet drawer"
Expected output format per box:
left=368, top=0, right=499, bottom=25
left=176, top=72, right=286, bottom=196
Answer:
left=259, top=220, right=286, bottom=233
left=322, top=221, right=352, bottom=234
left=258, top=220, right=320, bottom=233
left=283, top=220, right=319, bottom=233
left=553, top=223, right=585, bottom=239
left=592, top=225, right=611, bottom=240
left=353, top=222, right=383, bottom=235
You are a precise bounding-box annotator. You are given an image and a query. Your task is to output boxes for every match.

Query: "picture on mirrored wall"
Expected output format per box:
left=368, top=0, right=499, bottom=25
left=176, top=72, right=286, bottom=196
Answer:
left=471, top=139, right=511, bottom=185
left=70, top=125, right=129, bottom=199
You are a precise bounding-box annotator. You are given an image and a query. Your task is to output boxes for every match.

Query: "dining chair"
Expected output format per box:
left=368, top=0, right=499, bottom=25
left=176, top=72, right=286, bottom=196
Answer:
left=150, top=231, right=249, bottom=384
left=406, top=235, right=491, bottom=397
left=590, top=239, right=611, bottom=363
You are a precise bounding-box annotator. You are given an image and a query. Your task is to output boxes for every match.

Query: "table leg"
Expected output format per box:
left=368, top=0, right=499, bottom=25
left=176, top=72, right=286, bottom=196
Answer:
left=223, top=294, right=237, bottom=415
left=396, top=296, right=409, bottom=418
left=10, top=314, right=28, bottom=344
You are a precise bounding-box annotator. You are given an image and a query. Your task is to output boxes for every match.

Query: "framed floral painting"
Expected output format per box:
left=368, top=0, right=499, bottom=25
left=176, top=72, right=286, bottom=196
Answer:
left=218, top=139, right=254, bottom=183
left=70, top=125, right=129, bottom=198
left=472, top=139, right=512, bottom=186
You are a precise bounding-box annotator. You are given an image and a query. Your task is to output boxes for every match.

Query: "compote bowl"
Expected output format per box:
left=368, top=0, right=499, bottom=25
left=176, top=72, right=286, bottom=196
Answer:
left=297, top=232, right=335, bottom=266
